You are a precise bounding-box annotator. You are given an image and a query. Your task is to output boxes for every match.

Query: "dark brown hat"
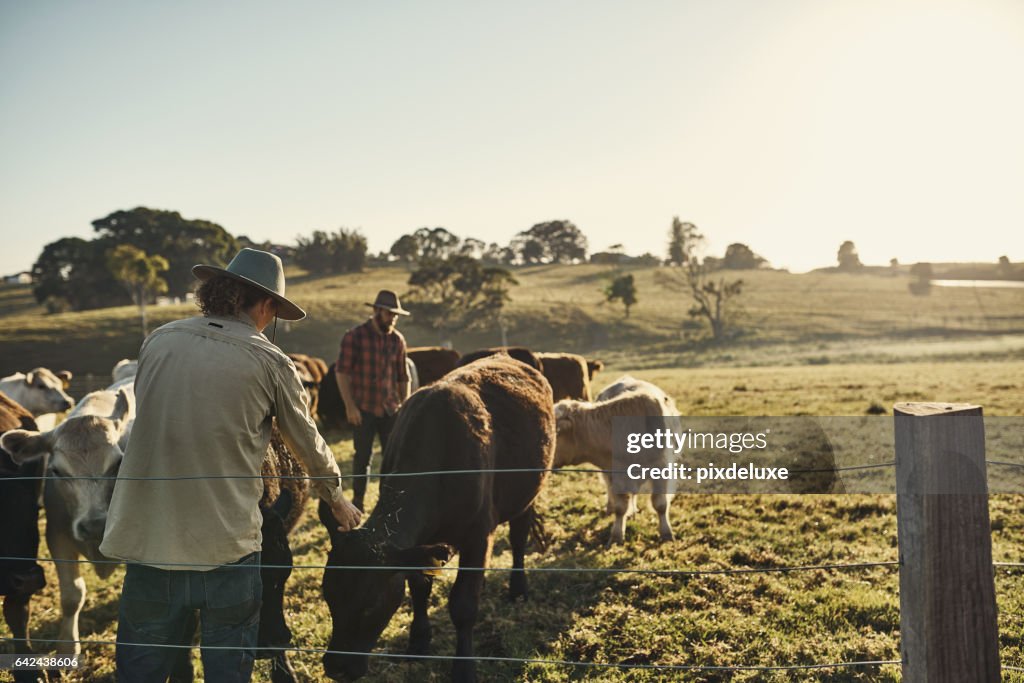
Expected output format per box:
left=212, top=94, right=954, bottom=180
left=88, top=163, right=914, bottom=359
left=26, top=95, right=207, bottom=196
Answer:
left=365, top=290, right=410, bottom=316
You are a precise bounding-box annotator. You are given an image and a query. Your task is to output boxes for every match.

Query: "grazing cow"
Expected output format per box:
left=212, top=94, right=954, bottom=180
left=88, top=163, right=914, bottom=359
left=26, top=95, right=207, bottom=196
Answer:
left=1, top=392, right=46, bottom=683
left=554, top=376, right=679, bottom=544
left=537, top=352, right=593, bottom=402
left=318, top=356, right=555, bottom=682
left=0, top=368, right=75, bottom=417
left=455, top=346, right=543, bottom=373
left=1, top=379, right=134, bottom=655
left=407, top=346, right=461, bottom=386
left=318, top=357, right=419, bottom=429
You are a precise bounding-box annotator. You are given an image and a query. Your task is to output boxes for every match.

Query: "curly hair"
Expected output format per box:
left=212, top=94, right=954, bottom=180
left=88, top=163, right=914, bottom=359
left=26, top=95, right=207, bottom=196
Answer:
left=195, top=274, right=270, bottom=317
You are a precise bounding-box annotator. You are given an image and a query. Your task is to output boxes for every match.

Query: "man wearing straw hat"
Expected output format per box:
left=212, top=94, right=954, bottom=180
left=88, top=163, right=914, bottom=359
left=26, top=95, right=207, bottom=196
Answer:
left=335, top=289, right=411, bottom=511
left=101, top=248, right=361, bottom=682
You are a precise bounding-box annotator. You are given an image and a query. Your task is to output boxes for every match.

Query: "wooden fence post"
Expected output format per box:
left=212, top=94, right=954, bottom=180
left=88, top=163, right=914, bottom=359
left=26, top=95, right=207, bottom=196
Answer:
left=894, top=402, right=1000, bottom=682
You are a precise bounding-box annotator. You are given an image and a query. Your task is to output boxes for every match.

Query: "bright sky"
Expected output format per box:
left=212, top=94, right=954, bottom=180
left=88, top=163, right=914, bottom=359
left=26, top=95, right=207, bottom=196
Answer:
left=2, top=0, right=1023, bottom=275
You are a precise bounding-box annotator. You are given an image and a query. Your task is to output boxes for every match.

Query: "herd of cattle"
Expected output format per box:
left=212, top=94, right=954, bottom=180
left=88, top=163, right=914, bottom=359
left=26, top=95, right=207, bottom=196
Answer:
left=0, top=346, right=683, bottom=682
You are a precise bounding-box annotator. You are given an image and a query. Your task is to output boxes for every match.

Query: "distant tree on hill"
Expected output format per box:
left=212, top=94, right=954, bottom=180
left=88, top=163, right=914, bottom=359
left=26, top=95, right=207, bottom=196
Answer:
left=388, top=227, right=462, bottom=264
left=667, top=217, right=699, bottom=266
left=836, top=240, right=863, bottom=271
left=389, top=234, right=421, bottom=265
left=998, top=255, right=1013, bottom=277
left=604, top=273, right=638, bottom=318
left=92, top=207, right=238, bottom=296
left=657, top=223, right=744, bottom=342
left=405, top=255, right=518, bottom=339
left=511, top=220, right=587, bottom=264
left=108, top=244, right=170, bottom=336
left=720, top=243, right=767, bottom=270
left=31, top=236, right=128, bottom=312
left=908, top=262, right=933, bottom=296
left=294, top=228, right=367, bottom=275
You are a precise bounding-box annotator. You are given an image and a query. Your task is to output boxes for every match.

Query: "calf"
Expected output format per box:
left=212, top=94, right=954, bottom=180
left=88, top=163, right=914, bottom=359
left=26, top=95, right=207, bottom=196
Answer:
left=537, top=352, right=593, bottom=401
left=1, top=368, right=75, bottom=417
left=554, top=376, right=679, bottom=544
left=1, top=380, right=133, bottom=655
left=319, top=356, right=554, bottom=682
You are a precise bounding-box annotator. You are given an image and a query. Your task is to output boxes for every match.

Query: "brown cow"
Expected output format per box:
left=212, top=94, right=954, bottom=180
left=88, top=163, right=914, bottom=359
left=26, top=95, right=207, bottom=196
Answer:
left=1, top=392, right=45, bottom=683
left=455, top=346, right=543, bottom=373
left=286, top=353, right=329, bottom=419
left=537, top=352, right=593, bottom=401
left=318, top=356, right=554, bottom=682
left=407, top=346, right=461, bottom=386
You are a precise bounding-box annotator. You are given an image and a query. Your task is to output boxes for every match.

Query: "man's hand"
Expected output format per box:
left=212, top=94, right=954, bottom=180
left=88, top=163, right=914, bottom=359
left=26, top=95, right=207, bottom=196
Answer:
left=329, top=496, right=362, bottom=532
left=344, top=402, right=362, bottom=426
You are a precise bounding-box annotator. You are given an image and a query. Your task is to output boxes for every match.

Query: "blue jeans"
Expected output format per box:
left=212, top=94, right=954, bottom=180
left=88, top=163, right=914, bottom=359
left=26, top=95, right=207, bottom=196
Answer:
left=351, top=410, right=393, bottom=505
left=116, top=552, right=262, bottom=683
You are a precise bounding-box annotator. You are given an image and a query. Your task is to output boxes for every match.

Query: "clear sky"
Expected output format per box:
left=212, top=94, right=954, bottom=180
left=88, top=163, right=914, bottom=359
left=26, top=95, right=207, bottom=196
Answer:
left=2, top=0, right=1023, bottom=275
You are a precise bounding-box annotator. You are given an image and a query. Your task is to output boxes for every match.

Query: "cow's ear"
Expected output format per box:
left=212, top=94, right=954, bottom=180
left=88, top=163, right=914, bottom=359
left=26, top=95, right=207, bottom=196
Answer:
left=556, top=417, right=573, bottom=432
left=388, top=544, right=456, bottom=575
left=57, top=370, right=73, bottom=388
left=23, top=372, right=34, bottom=386
left=1, top=430, right=52, bottom=465
left=318, top=499, right=348, bottom=542
left=111, top=389, right=132, bottom=435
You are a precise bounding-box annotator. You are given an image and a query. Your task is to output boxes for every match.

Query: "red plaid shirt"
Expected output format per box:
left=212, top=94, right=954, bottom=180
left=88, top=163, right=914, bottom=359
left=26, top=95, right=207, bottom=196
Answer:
left=337, top=318, right=408, bottom=417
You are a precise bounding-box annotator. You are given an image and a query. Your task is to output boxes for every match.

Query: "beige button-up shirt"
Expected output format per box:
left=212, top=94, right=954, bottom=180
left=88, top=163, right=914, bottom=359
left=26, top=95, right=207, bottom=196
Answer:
left=100, top=313, right=343, bottom=570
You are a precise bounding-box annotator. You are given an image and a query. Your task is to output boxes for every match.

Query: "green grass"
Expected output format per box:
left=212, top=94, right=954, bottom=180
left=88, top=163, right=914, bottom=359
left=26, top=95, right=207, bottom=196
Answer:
left=2, top=266, right=1023, bottom=681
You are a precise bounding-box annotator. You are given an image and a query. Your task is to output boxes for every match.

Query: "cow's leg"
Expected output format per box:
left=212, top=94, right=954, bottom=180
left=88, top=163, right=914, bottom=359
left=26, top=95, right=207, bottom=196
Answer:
left=47, top=532, right=85, bottom=655
left=608, top=492, right=632, bottom=545
left=507, top=507, right=532, bottom=601
left=406, top=572, right=434, bottom=656
left=448, top=535, right=491, bottom=683
left=651, top=484, right=675, bottom=542
left=4, top=593, right=45, bottom=683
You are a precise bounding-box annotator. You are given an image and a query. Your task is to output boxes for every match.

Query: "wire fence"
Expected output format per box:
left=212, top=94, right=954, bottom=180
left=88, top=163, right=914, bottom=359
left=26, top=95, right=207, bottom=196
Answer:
left=2, top=458, right=1022, bottom=677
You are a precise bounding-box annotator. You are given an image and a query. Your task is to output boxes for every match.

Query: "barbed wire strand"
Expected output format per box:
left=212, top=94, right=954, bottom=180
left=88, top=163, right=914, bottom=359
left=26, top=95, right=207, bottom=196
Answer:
left=0, top=461, right=896, bottom=482
left=0, top=555, right=900, bottom=575
left=0, top=636, right=902, bottom=673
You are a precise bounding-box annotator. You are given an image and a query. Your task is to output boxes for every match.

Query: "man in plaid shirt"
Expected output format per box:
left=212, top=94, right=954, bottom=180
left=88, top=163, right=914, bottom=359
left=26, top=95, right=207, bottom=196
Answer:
left=336, top=289, right=411, bottom=510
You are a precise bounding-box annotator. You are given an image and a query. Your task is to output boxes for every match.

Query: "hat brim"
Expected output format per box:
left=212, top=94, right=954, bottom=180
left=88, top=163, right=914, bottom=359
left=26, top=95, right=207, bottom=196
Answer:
left=365, top=302, right=411, bottom=316
left=193, top=264, right=306, bottom=321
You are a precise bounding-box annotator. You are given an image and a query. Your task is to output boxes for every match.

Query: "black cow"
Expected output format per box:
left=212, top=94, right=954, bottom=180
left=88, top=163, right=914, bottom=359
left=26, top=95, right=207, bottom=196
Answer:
left=318, top=356, right=555, bottom=682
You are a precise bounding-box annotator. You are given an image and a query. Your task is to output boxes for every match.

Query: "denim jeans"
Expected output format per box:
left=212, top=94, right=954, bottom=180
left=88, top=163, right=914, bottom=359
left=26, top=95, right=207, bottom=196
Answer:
left=351, top=410, right=393, bottom=505
left=116, top=552, right=262, bottom=683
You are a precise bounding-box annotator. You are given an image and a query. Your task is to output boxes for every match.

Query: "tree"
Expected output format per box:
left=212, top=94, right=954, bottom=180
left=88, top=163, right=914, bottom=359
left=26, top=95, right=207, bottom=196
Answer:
left=31, top=237, right=128, bottom=311
left=998, top=255, right=1013, bottom=277
left=667, top=217, right=699, bottom=266
left=92, top=207, right=238, bottom=296
left=604, top=273, right=638, bottom=318
left=908, top=262, right=933, bottom=296
left=389, top=234, right=421, bottom=265
left=836, top=240, right=863, bottom=272
left=510, top=220, right=587, bottom=264
left=657, top=223, right=744, bottom=342
left=294, top=228, right=367, bottom=275
left=405, top=255, right=518, bottom=339
left=108, top=244, right=170, bottom=336
left=720, top=243, right=767, bottom=270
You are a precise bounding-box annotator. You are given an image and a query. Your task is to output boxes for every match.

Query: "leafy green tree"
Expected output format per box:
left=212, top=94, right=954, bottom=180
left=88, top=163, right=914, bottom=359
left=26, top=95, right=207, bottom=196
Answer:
left=92, top=207, right=238, bottom=296
left=405, top=255, right=518, bottom=338
left=108, top=244, right=170, bottom=336
left=667, top=217, right=699, bottom=266
left=294, top=229, right=367, bottom=275
left=721, top=243, right=767, bottom=270
left=31, top=237, right=128, bottom=311
left=511, top=220, right=587, bottom=264
left=836, top=240, right=863, bottom=271
left=389, top=234, right=421, bottom=264
left=604, top=273, right=638, bottom=317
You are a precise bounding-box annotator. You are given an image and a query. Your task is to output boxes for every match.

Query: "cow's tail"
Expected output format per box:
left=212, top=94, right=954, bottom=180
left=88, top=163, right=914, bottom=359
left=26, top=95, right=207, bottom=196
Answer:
left=528, top=507, right=551, bottom=552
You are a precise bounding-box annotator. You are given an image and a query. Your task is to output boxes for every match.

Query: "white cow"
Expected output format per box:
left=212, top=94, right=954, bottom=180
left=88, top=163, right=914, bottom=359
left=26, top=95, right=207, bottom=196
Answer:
left=553, top=376, right=679, bottom=545
left=0, top=368, right=75, bottom=417
left=111, top=359, right=138, bottom=384
left=1, top=378, right=135, bottom=655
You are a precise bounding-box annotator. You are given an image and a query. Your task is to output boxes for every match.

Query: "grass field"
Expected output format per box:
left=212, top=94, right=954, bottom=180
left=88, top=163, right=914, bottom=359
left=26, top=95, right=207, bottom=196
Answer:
left=1, top=265, right=1023, bottom=681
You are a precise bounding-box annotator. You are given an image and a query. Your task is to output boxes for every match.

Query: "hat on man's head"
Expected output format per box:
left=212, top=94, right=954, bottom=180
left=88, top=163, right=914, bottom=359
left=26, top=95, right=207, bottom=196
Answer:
left=192, top=248, right=306, bottom=321
left=365, top=290, right=410, bottom=316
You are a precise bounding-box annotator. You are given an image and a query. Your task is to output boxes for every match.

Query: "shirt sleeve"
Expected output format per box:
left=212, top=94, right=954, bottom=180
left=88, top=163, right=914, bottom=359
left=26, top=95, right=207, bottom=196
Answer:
left=338, top=329, right=357, bottom=376
left=273, top=357, right=344, bottom=504
left=396, top=335, right=409, bottom=383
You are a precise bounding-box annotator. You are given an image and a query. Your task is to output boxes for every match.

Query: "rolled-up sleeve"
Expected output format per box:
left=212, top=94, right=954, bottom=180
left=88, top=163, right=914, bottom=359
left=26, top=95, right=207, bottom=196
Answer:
left=273, top=358, right=344, bottom=503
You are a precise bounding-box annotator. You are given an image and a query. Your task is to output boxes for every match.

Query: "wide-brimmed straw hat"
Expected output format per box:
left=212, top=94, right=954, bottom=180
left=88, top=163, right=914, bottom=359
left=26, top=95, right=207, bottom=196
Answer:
left=192, top=248, right=306, bottom=321
left=365, top=289, right=410, bottom=316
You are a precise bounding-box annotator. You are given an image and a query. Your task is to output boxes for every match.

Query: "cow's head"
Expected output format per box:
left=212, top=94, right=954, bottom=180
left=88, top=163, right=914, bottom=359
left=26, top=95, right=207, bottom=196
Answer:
left=1, top=389, right=130, bottom=560
left=317, top=501, right=452, bottom=681
left=552, top=400, right=583, bottom=467
left=10, top=368, right=75, bottom=415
